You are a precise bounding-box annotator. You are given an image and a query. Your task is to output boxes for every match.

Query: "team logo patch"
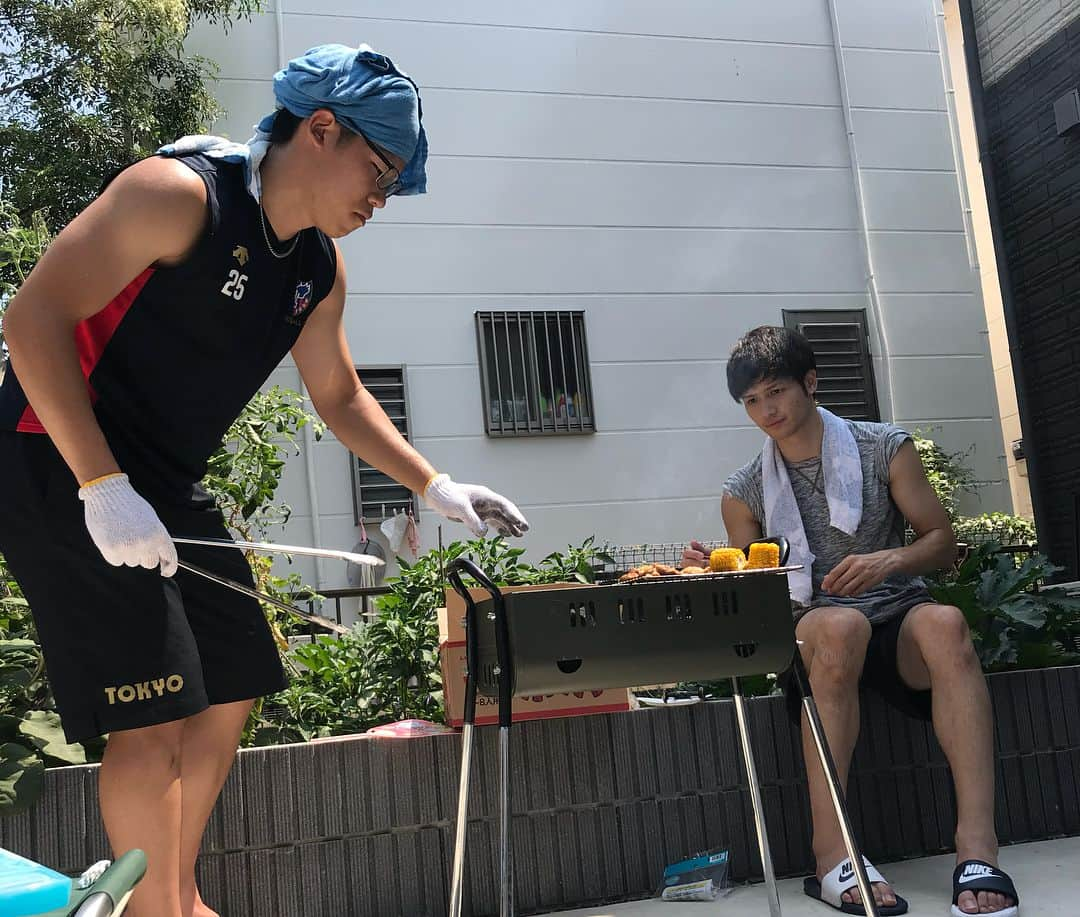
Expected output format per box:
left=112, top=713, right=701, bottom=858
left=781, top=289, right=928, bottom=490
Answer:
left=232, top=244, right=249, bottom=266
left=292, top=280, right=313, bottom=317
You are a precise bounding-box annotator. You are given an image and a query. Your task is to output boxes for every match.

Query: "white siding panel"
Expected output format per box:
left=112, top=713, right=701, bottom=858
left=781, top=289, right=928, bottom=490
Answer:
left=422, top=90, right=851, bottom=166
left=590, top=362, right=747, bottom=432
left=853, top=110, right=955, bottom=170
left=406, top=365, right=484, bottom=437
left=957, top=482, right=1012, bottom=517
left=832, top=0, right=937, bottom=51
left=275, top=450, right=314, bottom=520
left=890, top=356, right=998, bottom=421
left=405, top=362, right=748, bottom=438
left=204, top=80, right=852, bottom=168
left=280, top=17, right=842, bottom=106
left=410, top=428, right=765, bottom=506
left=871, top=232, right=977, bottom=293
left=388, top=159, right=857, bottom=229
left=844, top=49, right=947, bottom=111
left=344, top=293, right=871, bottom=369
left=861, top=170, right=964, bottom=231
left=898, top=418, right=1009, bottom=496
left=339, top=226, right=867, bottom=295
left=878, top=294, right=987, bottom=356
left=311, top=439, right=355, bottom=509
left=187, top=16, right=279, bottom=83
left=206, top=80, right=275, bottom=139
left=278, top=0, right=835, bottom=46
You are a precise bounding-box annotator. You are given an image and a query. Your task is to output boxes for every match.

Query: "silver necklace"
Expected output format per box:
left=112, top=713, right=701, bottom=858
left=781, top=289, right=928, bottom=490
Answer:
left=259, top=205, right=299, bottom=259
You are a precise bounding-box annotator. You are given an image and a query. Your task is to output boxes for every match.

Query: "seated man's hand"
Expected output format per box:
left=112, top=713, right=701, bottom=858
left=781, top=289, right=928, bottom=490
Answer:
left=821, top=550, right=899, bottom=597
left=682, top=540, right=709, bottom=568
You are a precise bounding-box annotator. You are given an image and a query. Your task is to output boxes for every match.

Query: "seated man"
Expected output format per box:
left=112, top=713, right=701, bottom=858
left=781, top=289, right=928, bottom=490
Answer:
left=684, top=326, right=1018, bottom=917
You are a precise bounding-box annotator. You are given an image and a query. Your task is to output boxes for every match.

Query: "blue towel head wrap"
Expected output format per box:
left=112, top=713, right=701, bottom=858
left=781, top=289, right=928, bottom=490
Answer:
left=258, top=43, right=427, bottom=195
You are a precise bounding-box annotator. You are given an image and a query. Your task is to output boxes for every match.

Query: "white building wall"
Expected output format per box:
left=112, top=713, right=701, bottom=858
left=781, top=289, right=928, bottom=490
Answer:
left=188, top=0, right=1008, bottom=589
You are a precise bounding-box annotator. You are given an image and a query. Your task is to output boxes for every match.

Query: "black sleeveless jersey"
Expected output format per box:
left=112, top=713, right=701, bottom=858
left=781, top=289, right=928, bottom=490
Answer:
left=0, top=154, right=337, bottom=499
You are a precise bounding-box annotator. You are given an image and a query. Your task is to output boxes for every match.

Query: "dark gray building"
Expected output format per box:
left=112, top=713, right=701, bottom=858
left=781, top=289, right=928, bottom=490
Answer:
left=961, top=0, right=1080, bottom=578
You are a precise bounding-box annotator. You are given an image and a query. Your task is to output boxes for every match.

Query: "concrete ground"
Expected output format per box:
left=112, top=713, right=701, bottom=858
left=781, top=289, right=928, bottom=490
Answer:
left=556, top=835, right=1076, bottom=916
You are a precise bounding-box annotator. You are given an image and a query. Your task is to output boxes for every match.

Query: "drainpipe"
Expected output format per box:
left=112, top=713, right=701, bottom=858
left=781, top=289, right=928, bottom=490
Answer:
left=272, top=2, right=327, bottom=588
left=956, top=0, right=1051, bottom=561
left=823, top=0, right=897, bottom=422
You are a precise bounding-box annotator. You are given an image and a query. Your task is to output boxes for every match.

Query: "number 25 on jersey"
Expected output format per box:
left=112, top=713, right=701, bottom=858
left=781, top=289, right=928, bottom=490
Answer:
left=221, top=269, right=247, bottom=301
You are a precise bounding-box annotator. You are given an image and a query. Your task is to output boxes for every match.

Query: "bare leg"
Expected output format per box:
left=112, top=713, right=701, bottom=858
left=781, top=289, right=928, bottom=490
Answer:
left=798, top=606, right=898, bottom=910
left=99, top=720, right=186, bottom=917
left=179, top=700, right=254, bottom=917
left=897, top=603, right=1013, bottom=916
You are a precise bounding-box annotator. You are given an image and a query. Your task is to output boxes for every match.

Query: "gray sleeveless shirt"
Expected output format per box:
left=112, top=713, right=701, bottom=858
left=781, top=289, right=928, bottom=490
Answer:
left=724, top=420, right=933, bottom=624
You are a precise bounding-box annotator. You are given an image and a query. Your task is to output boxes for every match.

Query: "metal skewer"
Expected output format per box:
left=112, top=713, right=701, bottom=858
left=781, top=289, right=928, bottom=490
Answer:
left=173, top=536, right=384, bottom=567
left=177, top=560, right=350, bottom=635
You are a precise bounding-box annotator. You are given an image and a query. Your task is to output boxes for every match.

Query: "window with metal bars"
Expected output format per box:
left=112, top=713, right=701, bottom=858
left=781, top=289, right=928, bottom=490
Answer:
left=782, top=310, right=881, bottom=422
left=475, top=310, right=596, bottom=436
left=350, top=366, right=419, bottom=522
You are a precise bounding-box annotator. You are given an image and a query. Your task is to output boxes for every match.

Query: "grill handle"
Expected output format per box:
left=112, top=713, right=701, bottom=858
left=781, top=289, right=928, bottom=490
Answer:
left=446, top=559, right=513, bottom=727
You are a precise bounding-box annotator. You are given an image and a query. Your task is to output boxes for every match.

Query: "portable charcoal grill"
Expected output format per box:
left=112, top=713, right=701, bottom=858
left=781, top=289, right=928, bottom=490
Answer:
left=445, top=544, right=882, bottom=917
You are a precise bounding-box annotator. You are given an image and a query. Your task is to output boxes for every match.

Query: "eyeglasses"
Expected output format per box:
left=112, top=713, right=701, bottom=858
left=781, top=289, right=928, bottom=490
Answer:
left=359, top=133, right=402, bottom=197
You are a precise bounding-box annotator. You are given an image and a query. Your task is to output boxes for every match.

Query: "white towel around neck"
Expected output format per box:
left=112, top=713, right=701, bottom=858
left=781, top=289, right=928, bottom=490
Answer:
left=761, top=407, right=863, bottom=604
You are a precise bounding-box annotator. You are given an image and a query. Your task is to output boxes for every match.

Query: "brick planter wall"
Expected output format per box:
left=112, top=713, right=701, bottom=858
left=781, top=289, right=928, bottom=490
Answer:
left=2, top=666, right=1078, bottom=915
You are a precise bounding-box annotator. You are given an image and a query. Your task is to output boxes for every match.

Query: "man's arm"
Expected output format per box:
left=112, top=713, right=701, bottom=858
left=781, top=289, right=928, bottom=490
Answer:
left=292, top=245, right=528, bottom=537
left=722, top=492, right=764, bottom=550
left=3, top=157, right=208, bottom=484
left=290, top=247, right=437, bottom=495
left=822, top=439, right=957, bottom=596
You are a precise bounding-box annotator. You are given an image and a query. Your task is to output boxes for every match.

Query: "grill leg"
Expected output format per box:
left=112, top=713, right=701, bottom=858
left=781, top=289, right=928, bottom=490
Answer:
left=794, top=654, right=879, bottom=917
left=731, top=677, right=782, bottom=917
left=498, top=725, right=514, bottom=917
left=448, top=722, right=475, bottom=917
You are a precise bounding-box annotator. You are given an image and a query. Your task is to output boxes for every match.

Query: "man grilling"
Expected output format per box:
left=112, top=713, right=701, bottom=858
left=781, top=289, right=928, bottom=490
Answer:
left=0, top=43, right=527, bottom=917
left=684, top=326, right=1018, bottom=917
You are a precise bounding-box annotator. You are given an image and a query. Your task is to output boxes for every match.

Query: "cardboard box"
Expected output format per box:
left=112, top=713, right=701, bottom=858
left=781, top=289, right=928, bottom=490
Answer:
left=439, top=641, right=632, bottom=727
left=438, top=582, right=593, bottom=645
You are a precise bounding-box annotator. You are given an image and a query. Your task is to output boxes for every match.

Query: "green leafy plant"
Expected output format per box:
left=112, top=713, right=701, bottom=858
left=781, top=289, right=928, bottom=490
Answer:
left=247, top=536, right=615, bottom=741
left=912, top=431, right=977, bottom=523
left=1, top=0, right=263, bottom=230
left=0, top=203, right=51, bottom=304
left=203, top=385, right=326, bottom=642
left=929, top=541, right=1080, bottom=670
left=952, top=512, right=1036, bottom=548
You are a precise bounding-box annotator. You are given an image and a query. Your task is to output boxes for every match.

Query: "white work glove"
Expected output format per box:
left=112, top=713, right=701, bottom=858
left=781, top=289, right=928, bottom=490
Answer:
left=78, top=473, right=178, bottom=576
left=423, top=473, right=530, bottom=538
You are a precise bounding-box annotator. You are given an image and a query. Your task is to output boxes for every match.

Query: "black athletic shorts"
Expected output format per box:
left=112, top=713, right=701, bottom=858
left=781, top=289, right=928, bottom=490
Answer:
left=0, top=431, right=286, bottom=743
left=779, top=605, right=934, bottom=723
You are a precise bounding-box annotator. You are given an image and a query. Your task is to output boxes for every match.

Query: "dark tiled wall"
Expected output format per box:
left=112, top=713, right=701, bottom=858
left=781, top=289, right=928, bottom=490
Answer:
left=2, top=667, right=1078, bottom=916
left=981, top=20, right=1080, bottom=577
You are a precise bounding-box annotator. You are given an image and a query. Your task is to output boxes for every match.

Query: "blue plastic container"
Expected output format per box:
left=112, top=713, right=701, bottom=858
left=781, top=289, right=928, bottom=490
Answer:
left=0, top=848, right=71, bottom=917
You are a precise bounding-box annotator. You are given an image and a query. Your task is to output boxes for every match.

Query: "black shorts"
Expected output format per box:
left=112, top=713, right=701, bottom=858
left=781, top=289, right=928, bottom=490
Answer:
left=780, top=606, right=933, bottom=723
left=0, top=431, right=286, bottom=743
